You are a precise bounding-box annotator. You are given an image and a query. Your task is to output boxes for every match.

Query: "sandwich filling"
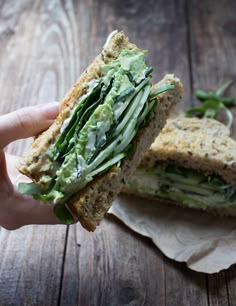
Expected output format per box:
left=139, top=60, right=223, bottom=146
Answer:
left=126, top=164, right=236, bottom=209
left=19, top=46, right=174, bottom=222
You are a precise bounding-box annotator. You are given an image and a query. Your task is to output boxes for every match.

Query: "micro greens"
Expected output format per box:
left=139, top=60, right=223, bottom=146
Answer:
left=185, top=80, right=235, bottom=128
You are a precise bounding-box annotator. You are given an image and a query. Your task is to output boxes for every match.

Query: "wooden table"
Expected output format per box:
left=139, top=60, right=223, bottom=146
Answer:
left=0, top=1, right=235, bottom=305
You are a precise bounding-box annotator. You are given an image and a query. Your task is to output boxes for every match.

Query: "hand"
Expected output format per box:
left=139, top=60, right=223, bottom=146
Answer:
left=0, top=102, right=61, bottom=230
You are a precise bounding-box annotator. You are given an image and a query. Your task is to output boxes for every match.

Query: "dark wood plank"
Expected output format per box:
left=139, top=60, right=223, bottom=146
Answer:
left=74, top=0, right=191, bottom=108
left=207, top=272, right=229, bottom=306
left=225, top=264, right=236, bottom=306
left=61, top=217, right=166, bottom=306
left=188, top=0, right=236, bottom=92
left=188, top=0, right=236, bottom=305
left=0, top=0, right=81, bottom=304
left=0, top=226, right=67, bottom=306
left=164, top=259, right=208, bottom=306
left=60, top=1, right=209, bottom=305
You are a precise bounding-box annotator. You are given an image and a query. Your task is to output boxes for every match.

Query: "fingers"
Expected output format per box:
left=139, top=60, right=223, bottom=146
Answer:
left=5, top=153, right=20, bottom=181
left=0, top=158, right=63, bottom=229
left=0, top=191, right=63, bottom=230
left=15, top=192, right=62, bottom=227
left=0, top=102, right=59, bottom=150
left=0, top=151, right=12, bottom=185
left=0, top=103, right=62, bottom=229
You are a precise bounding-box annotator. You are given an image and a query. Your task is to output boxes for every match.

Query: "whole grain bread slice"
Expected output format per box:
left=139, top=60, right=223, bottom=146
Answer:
left=141, top=117, right=236, bottom=185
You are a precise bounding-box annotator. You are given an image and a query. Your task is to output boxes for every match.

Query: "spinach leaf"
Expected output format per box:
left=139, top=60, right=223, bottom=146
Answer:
left=18, top=182, right=44, bottom=195
left=51, top=81, right=102, bottom=160
left=54, top=203, right=74, bottom=224
left=64, top=94, right=105, bottom=155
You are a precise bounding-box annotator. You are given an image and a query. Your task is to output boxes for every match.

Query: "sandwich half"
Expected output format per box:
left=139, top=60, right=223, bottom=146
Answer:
left=18, top=31, right=183, bottom=231
left=125, top=117, right=236, bottom=216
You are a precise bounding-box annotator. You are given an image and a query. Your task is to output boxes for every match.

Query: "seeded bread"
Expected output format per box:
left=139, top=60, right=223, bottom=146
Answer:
left=141, top=117, right=236, bottom=185
left=18, top=31, right=184, bottom=230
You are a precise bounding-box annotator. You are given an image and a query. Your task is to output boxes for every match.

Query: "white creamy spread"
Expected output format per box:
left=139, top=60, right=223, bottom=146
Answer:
left=60, top=118, right=71, bottom=133
left=96, top=121, right=111, bottom=141
left=86, top=132, right=97, bottom=153
left=85, top=120, right=111, bottom=156
left=113, top=101, right=124, bottom=120
left=103, top=30, right=118, bottom=49
left=88, top=79, right=99, bottom=91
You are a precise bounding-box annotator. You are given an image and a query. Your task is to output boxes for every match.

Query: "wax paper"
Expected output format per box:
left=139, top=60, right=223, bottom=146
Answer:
left=109, top=194, right=236, bottom=273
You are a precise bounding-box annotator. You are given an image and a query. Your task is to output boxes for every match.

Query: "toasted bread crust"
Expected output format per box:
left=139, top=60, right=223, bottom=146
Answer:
left=141, top=117, right=236, bottom=185
left=67, top=75, right=183, bottom=230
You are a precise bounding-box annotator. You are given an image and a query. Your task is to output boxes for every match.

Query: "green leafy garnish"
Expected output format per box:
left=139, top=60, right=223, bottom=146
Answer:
left=185, top=80, right=235, bottom=128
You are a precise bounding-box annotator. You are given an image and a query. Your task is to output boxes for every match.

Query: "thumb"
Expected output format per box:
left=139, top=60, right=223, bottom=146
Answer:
left=0, top=102, right=59, bottom=150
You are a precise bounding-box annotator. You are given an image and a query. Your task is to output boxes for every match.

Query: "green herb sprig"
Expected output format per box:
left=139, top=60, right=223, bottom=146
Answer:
left=185, top=80, right=235, bottom=128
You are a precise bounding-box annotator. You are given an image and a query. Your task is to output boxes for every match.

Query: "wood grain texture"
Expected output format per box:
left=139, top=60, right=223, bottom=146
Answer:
left=164, top=259, right=208, bottom=306
left=61, top=217, right=166, bottom=306
left=0, top=226, right=67, bottom=306
left=207, top=272, right=229, bottom=306
left=189, top=0, right=236, bottom=92
left=225, top=264, right=236, bottom=306
left=0, top=0, right=81, bottom=305
left=188, top=1, right=236, bottom=305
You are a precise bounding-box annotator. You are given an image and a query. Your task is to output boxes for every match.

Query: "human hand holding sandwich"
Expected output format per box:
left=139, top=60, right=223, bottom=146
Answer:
left=0, top=32, right=183, bottom=231
left=0, top=102, right=61, bottom=230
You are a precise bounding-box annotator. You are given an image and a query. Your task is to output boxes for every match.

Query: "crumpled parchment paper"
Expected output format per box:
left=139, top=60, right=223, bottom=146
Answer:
left=108, top=194, right=236, bottom=273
